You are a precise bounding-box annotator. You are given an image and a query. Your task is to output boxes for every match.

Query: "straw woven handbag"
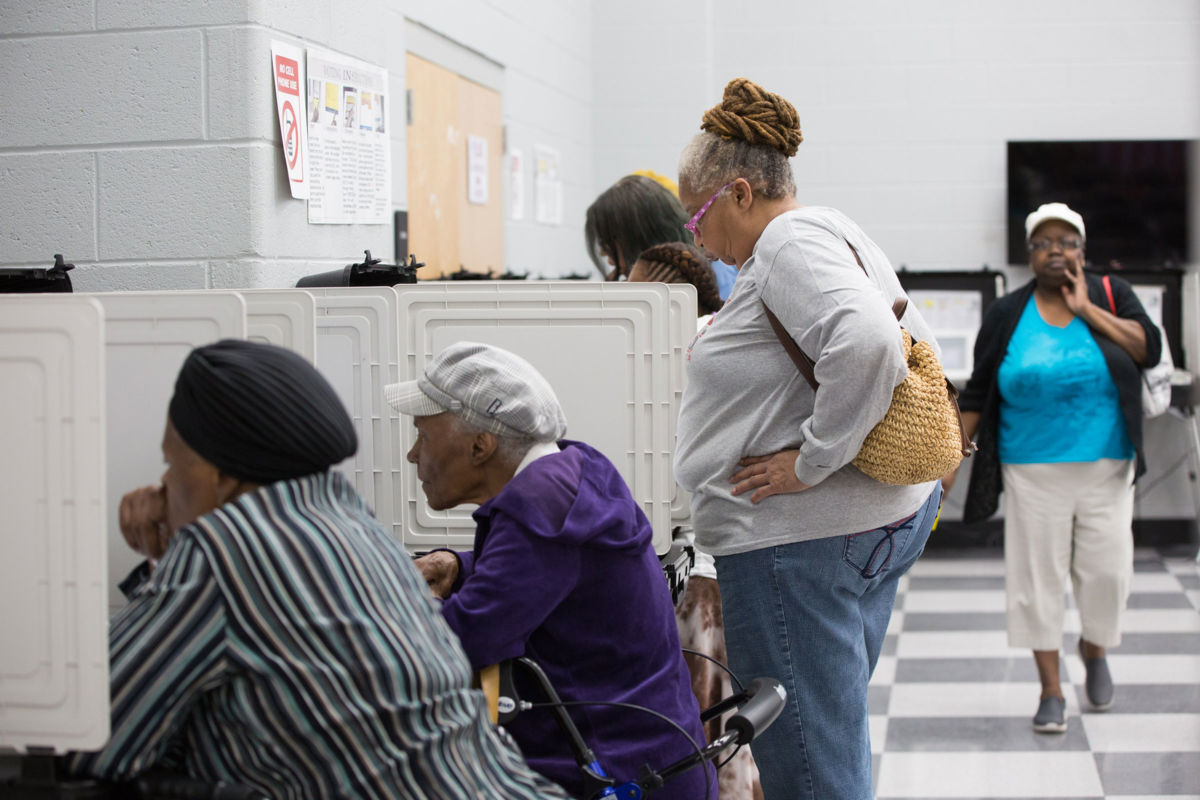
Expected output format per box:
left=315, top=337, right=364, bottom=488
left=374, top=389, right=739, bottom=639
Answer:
left=762, top=244, right=974, bottom=486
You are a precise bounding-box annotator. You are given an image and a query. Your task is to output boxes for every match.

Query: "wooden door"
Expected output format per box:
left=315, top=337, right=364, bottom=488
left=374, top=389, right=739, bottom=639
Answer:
left=405, top=54, right=504, bottom=278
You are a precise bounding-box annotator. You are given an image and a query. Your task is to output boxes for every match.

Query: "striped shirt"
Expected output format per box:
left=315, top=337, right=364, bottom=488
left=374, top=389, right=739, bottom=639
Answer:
left=69, top=471, right=568, bottom=800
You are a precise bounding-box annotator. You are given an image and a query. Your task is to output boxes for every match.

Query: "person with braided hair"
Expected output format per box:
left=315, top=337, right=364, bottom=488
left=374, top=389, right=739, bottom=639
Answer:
left=585, top=173, right=739, bottom=299
left=673, top=78, right=943, bottom=800
left=630, top=243, right=723, bottom=317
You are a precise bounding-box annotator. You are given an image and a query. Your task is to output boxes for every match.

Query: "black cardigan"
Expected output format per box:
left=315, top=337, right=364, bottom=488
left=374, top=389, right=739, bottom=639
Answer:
left=958, top=273, right=1161, bottom=524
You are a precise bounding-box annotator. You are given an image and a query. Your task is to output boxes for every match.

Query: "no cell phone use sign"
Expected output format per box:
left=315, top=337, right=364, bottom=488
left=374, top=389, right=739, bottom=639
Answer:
left=272, top=41, right=309, bottom=199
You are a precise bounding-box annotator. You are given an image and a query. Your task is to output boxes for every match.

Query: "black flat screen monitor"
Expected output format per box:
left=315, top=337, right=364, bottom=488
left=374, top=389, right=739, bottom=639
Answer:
left=1007, top=140, right=1192, bottom=269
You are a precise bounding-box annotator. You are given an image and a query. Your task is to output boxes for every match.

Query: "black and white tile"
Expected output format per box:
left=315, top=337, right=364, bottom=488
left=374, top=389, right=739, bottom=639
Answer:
left=872, top=547, right=1200, bottom=799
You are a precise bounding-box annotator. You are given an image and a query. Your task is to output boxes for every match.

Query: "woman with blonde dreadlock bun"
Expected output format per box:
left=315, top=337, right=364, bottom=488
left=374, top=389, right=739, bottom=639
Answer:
left=673, top=78, right=943, bottom=800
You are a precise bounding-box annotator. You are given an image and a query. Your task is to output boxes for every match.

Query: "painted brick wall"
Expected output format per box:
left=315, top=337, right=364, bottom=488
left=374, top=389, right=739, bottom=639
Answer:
left=0, top=0, right=592, bottom=288
left=0, top=2, right=401, bottom=289
left=3, top=2, right=1191, bottom=282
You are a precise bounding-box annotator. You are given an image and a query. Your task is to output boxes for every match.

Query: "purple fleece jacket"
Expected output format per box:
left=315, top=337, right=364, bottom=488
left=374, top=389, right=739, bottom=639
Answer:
left=442, top=440, right=714, bottom=800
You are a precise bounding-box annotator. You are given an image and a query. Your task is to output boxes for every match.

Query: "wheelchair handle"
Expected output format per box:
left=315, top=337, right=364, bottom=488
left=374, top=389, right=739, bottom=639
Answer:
left=725, top=677, right=786, bottom=746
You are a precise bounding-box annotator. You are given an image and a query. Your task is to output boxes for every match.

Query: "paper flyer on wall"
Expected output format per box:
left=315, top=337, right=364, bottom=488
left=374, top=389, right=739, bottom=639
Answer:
left=305, top=47, right=391, bottom=224
left=509, top=148, right=525, bottom=221
left=270, top=41, right=309, bottom=199
left=467, top=135, right=488, bottom=205
left=534, top=145, right=562, bottom=225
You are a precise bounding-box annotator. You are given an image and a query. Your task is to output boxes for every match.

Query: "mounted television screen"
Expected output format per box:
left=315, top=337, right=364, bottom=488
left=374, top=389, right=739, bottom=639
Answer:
left=1007, top=140, right=1192, bottom=269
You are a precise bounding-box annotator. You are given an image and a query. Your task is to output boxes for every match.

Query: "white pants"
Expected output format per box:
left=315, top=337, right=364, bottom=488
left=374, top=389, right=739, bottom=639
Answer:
left=1002, top=459, right=1135, bottom=651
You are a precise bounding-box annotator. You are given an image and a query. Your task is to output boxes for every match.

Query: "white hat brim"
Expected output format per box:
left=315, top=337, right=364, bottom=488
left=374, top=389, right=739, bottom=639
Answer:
left=384, top=380, right=446, bottom=416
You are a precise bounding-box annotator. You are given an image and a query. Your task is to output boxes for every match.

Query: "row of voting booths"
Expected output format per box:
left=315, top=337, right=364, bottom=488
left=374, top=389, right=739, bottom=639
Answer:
left=6, top=265, right=1194, bottom=761
left=0, top=281, right=698, bottom=761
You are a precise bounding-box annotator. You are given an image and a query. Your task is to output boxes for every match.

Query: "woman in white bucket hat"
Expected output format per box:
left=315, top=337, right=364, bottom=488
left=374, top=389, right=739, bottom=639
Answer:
left=947, top=202, right=1162, bottom=733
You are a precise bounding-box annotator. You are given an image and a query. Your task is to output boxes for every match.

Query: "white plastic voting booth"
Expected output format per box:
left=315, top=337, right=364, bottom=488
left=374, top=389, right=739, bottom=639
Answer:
left=0, top=280, right=697, bottom=773
left=392, top=281, right=679, bottom=555
left=89, top=292, right=247, bottom=612
left=0, top=296, right=110, bottom=753
left=241, top=289, right=318, bottom=362
left=666, top=285, right=697, bottom=523
left=309, top=287, right=401, bottom=531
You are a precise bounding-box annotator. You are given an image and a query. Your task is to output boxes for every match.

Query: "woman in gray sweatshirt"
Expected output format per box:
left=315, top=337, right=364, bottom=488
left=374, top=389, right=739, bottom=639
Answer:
left=673, top=78, right=943, bottom=800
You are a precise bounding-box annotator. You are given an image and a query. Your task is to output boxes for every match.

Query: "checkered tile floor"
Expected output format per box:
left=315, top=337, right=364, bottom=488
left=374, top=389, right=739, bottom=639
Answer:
left=870, top=546, right=1200, bottom=799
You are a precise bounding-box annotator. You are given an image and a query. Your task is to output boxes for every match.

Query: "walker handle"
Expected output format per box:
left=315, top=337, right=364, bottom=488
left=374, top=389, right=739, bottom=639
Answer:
left=726, top=677, right=786, bottom=746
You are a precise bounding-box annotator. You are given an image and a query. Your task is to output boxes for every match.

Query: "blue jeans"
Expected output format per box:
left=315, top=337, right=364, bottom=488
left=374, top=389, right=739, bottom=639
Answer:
left=715, top=486, right=941, bottom=800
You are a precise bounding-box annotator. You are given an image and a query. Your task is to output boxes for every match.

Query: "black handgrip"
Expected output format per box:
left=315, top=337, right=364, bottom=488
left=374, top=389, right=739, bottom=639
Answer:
left=133, top=771, right=267, bottom=800
left=725, top=677, right=786, bottom=746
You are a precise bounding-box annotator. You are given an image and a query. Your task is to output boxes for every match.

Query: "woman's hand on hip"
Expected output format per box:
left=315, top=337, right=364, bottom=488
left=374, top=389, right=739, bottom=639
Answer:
left=731, top=450, right=811, bottom=504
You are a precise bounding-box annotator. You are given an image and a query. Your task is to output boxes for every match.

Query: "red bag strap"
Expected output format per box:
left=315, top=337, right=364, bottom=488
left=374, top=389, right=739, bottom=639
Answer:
left=1101, top=275, right=1117, bottom=315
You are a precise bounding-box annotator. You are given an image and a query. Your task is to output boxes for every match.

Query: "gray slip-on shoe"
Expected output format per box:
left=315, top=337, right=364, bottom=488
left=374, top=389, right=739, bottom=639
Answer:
left=1079, top=641, right=1115, bottom=711
left=1032, top=695, right=1067, bottom=733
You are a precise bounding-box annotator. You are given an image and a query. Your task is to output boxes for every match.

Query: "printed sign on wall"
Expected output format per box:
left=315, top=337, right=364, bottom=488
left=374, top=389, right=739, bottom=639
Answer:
left=467, top=135, right=488, bottom=205
left=271, top=41, right=308, bottom=199
left=535, top=144, right=562, bottom=226
left=509, top=148, right=525, bottom=221
left=305, top=47, right=392, bottom=224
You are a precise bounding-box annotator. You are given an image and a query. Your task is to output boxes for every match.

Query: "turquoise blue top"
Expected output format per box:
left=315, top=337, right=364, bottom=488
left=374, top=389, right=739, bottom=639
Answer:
left=997, top=296, right=1133, bottom=464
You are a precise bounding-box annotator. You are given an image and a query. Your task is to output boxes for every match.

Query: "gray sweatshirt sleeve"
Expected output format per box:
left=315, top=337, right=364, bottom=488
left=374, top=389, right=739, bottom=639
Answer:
left=759, top=236, right=908, bottom=487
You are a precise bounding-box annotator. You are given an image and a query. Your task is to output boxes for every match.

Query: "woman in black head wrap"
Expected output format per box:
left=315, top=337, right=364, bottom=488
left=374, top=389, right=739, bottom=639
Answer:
left=77, top=338, right=572, bottom=799
left=121, top=338, right=357, bottom=557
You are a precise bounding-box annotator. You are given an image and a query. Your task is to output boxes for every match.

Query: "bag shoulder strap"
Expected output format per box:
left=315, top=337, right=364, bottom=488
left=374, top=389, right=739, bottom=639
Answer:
left=763, top=240, right=975, bottom=459
left=762, top=302, right=819, bottom=390
left=761, top=238, right=906, bottom=391
left=1101, top=274, right=1117, bottom=315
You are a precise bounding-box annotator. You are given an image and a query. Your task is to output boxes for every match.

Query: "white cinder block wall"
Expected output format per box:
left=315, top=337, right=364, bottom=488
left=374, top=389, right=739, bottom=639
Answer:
left=0, top=0, right=593, bottom=288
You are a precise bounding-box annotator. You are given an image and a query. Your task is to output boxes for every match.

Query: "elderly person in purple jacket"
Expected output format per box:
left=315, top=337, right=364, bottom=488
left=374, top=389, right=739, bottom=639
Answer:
left=384, top=341, right=712, bottom=800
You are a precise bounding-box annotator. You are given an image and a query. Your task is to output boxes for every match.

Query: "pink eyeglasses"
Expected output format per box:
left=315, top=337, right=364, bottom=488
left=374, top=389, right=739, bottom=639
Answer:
left=684, top=180, right=736, bottom=235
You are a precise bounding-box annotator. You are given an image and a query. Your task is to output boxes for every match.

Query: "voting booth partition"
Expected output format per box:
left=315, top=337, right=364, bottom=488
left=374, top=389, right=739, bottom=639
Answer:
left=666, top=287, right=696, bottom=523
left=0, top=282, right=697, bottom=760
left=241, top=289, right=317, bottom=361
left=393, top=282, right=681, bottom=554
left=1, top=296, right=110, bottom=755
left=91, top=292, right=249, bottom=613
left=309, top=288, right=402, bottom=542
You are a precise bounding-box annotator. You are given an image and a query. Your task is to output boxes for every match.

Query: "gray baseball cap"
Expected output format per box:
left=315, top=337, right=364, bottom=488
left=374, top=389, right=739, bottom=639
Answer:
left=384, top=341, right=568, bottom=442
